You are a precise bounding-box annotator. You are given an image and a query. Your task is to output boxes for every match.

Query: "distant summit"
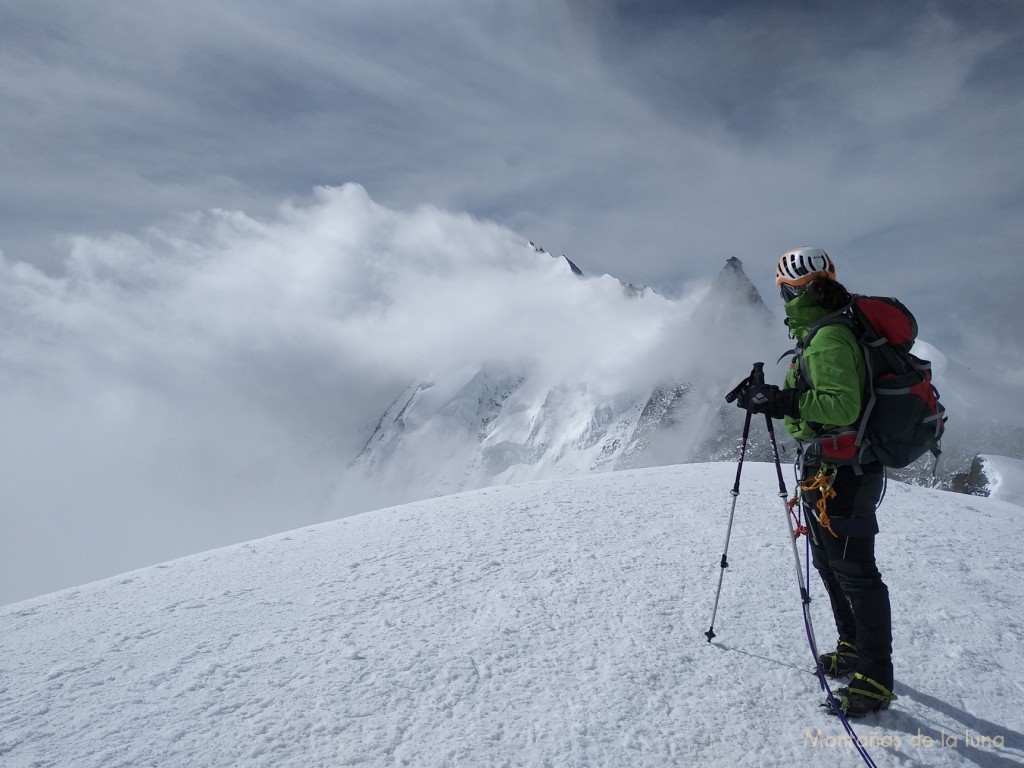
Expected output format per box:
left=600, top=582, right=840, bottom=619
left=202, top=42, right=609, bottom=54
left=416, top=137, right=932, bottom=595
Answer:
left=691, top=256, right=774, bottom=332
left=722, top=257, right=769, bottom=309
left=529, top=241, right=583, bottom=277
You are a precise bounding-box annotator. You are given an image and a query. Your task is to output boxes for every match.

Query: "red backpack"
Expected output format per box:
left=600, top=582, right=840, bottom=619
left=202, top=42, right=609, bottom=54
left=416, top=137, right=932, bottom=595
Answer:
left=794, top=296, right=946, bottom=471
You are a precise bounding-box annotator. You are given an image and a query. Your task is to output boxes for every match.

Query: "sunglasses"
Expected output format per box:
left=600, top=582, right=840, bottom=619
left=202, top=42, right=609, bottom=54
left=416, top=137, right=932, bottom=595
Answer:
left=780, top=283, right=805, bottom=303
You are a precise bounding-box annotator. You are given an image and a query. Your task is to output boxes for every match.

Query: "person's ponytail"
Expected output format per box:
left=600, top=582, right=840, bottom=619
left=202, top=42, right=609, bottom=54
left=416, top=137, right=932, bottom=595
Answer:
left=807, top=278, right=852, bottom=311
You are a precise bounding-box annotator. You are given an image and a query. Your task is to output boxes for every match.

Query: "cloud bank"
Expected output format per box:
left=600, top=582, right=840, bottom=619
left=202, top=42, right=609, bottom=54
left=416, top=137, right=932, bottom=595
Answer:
left=1, top=185, right=767, bottom=604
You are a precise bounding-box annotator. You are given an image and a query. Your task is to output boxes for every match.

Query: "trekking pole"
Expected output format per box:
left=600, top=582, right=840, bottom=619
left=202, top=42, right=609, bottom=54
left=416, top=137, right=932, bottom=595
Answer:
left=704, top=363, right=761, bottom=642
left=762, top=408, right=822, bottom=663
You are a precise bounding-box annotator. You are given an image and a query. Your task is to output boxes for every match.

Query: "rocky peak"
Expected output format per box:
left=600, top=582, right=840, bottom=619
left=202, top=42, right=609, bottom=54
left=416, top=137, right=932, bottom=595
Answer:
left=691, top=257, right=774, bottom=330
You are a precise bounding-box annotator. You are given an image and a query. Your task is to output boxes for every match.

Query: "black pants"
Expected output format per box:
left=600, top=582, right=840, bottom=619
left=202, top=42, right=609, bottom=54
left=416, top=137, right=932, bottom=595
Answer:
left=802, top=463, right=893, bottom=690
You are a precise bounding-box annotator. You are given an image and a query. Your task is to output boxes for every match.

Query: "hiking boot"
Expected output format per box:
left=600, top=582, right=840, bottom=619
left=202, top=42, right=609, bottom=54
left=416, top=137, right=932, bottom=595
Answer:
left=818, top=639, right=858, bottom=678
left=824, top=674, right=897, bottom=718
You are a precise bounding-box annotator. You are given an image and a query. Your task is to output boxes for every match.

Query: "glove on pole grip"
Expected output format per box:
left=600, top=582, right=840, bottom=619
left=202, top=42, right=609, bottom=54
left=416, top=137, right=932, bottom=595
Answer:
left=724, top=362, right=764, bottom=404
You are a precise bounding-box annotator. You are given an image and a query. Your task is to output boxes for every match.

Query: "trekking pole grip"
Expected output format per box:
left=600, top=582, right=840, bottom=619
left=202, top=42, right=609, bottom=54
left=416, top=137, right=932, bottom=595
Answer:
left=750, top=362, right=765, bottom=386
left=724, top=362, right=766, bottom=404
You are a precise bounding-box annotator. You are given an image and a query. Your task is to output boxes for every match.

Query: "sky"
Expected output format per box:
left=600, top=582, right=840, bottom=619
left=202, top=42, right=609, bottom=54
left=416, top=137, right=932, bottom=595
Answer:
left=2, top=1, right=1022, bottom=326
left=1, top=0, right=1023, bottom=602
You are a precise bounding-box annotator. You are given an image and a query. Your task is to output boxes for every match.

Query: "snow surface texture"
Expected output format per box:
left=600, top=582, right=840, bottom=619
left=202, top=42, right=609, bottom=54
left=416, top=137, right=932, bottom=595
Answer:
left=2, top=463, right=1022, bottom=767
left=979, top=455, right=1024, bottom=507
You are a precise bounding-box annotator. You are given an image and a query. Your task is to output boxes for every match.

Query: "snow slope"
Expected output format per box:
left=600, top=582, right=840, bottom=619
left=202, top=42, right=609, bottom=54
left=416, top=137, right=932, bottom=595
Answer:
left=979, top=455, right=1024, bottom=507
left=2, top=463, right=1023, bottom=767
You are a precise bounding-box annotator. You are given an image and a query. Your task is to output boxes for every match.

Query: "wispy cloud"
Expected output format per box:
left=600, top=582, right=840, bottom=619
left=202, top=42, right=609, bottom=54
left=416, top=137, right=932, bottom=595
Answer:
left=4, top=2, right=1018, bottom=313
left=0, top=185, right=778, bottom=603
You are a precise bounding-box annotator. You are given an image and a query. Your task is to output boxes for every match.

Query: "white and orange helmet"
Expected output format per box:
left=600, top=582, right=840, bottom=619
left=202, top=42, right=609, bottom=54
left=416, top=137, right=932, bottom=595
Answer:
left=776, top=247, right=836, bottom=301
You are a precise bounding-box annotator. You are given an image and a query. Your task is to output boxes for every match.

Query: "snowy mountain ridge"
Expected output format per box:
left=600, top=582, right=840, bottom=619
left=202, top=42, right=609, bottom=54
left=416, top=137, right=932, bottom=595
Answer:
left=332, top=257, right=781, bottom=515
left=3, top=463, right=1022, bottom=767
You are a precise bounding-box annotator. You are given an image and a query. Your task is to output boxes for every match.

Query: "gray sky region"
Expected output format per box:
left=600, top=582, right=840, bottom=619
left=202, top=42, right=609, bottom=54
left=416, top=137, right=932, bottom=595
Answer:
left=2, top=1, right=1021, bottom=329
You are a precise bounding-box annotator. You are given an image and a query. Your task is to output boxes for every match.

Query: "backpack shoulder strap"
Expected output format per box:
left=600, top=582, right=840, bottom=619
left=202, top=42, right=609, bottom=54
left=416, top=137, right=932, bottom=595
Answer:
left=799, top=297, right=859, bottom=350
left=792, top=298, right=862, bottom=392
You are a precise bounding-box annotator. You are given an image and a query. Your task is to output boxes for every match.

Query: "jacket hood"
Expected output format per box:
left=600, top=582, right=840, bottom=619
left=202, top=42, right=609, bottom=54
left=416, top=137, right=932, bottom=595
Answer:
left=783, top=290, right=832, bottom=341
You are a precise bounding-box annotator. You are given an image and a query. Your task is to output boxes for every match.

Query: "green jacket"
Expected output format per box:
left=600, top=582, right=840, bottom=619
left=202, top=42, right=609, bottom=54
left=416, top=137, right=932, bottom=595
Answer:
left=782, top=291, right=866, bottom=441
